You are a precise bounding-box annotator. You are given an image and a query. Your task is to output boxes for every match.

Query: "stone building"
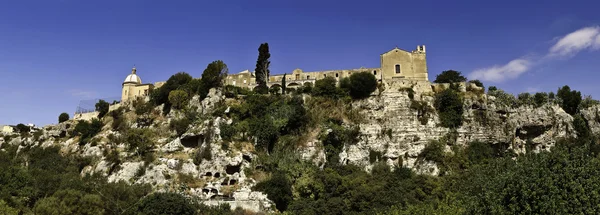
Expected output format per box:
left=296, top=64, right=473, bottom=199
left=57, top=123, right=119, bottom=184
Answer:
left=121, top=67, right=166, bottom=102
left=225, top=45, right=427, bottom=89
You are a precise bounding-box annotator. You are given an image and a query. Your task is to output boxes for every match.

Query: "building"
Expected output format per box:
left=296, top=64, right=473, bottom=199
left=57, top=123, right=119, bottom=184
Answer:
left=119, top=44, right=428, bottom=101
left=225, top=45, right=428, bottom=89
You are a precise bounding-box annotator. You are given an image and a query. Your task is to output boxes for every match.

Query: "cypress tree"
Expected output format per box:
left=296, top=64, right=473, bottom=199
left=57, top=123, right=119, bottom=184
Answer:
left=255, top=43, right=271, bottom=91
left=282, top=74, right=287, bottom=94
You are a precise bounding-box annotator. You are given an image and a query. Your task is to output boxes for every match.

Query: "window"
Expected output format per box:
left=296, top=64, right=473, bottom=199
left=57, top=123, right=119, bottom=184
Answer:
left=335, top=73, right=339, bottom=77
left=144, top=89, right=148, bottom=95
left=395, top=64, right=401, bottom=74
left=324, top=74, right=327, bottom=77
left=373, top=70, right=377, bottom=75
left=233, top=80, right=236, bottom=86
left=243, top=79, right=247, bottom=84
left=296, top=74, right=300, bottom=80
left=307, top=75, right=310, bottom=79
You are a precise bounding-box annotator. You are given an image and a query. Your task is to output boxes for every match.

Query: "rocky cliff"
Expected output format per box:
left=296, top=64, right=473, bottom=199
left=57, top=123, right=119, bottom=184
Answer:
left=1, top=84, right=597, bottom=213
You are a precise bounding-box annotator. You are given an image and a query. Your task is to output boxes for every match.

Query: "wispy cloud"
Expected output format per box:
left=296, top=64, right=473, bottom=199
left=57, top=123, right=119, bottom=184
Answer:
left=469, top=25, right=600, bottom=83
left=469, top=58, right=531, bottom=83
left=68, top=89, right=97, bottom=99
left=548, top=26, right=600, bottom=57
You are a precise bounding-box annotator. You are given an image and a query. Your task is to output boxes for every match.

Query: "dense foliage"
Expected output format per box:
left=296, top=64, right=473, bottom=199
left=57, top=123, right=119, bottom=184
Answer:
left=58, top=112, right=70, bottom=123
left=95, top=99, right=110, bottom=118
left=348, top=72, right=377, bottom=99
left=434, top=88, right=464, bottom=128
left=255, top=43, right=271, bottom=89
left=557, top=85, right=582, bottom=115
left=434, top=70, right=467, bottom=83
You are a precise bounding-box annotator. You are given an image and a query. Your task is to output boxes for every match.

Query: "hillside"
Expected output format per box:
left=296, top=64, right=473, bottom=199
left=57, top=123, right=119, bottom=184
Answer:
left=2, top=72, right=600, bottom=214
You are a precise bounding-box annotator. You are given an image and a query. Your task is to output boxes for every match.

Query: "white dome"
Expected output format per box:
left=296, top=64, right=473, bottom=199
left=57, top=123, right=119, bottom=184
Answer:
left=124, top=73, right=142, bottom=84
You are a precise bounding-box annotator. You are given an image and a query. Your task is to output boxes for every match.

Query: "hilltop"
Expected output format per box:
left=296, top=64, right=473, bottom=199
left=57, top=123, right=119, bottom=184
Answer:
left=2, top=67, right=600, bottom=214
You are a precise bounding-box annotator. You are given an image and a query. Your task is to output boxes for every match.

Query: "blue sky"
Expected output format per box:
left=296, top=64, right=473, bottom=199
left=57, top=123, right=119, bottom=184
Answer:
left=1, top=0, right=599, bottom=126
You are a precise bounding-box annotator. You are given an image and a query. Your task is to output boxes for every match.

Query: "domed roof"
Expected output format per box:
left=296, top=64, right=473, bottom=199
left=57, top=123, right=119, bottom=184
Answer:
left=123, top=67, right=142, bottom=84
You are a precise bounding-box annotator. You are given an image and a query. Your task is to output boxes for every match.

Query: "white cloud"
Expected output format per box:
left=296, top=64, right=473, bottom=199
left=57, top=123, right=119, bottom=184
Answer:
left=469, top=58, right=531, bottom=83
left=548, top=26, right=600, bottom=57
left=469, top=25, right=600, bottom=83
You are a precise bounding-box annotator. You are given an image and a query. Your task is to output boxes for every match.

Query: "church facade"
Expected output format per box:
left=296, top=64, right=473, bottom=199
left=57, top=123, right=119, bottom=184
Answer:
left=121, top=45, right=428, bottom=101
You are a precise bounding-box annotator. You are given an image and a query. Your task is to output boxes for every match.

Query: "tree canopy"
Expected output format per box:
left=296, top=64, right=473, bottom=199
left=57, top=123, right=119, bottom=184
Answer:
left=434, top=70, right=467, bottom=83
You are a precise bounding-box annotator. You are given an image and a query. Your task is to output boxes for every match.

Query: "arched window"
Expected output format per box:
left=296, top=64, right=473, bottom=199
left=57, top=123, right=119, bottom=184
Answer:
left=395, top=64, right=401, bottom=74
left=373, top=70, right=377, bottom=75
left=307, top=75, right=310, bottom=79
left=335, top=73, right=339, bottom=77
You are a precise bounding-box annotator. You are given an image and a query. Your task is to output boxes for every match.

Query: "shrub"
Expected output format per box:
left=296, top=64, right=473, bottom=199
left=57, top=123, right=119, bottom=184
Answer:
left=557, top=85, right=582, bottom=115
left=488, top=86, right=498, bottom=92
left=150, top=72, right=193, bottom=110
left=269, top=86, right=281, bottom=95
left=488, top=88, right=517, bottom=109
left=369, top=150, right=383, bottom=164
left=468, top=79, right=484, bottom=88
left=95, top=99, right=110, bottom=118
left=249, top=117, right=279, bottom=153
left=410, top=100, right=434, bottom=125
left=339, top=77, right=351, bottom=94
left=434, top=70, right=467, bottom=83
left=15, top=123, right=30, bottom=134
left=580, top=95, right=600, bottom=109
left=349, top=72, right=377, bottom=99
left=133, top=97, right=154, bottom=115
left=137, top=192, right=197, bottom=215
left=219, top=122, right=236, bottom=142
left=418, top=140, right=445, bottom=163
left=302, top=82, right=313, bottom=94
left=312, top=77, right=342, bottom=98
left=73, top=119, right=103, bottom=144
left=253, top=171, right=292, bottom=212
left=517, top=92, right=533, bottom=107
left=58, top=113, right=70, bottom=123
left=434, top=89, right=464, bottom=128
left=168, top=90, right=189, bottom=110
left=170, top=117, right=191, bottom=137
left=124, top=128, right=154, bottom=157
left=533, top=92, right=549, bottom=107
left=109, top=107, right=127, bottom=131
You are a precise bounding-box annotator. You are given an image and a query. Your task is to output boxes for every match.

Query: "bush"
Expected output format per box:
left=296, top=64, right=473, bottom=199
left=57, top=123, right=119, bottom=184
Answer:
left=269, top=86, right=281, bottom=95
left=150, top=72, right=193, bottom=111
left=557, top=85, right=582, bottom=115
left=488, top=88, right=517, bottom=109
left=15, top=123, right=30, bottom=134
left=533, top=92, right=549, bottom=107
left=418, top=140, right=445, bottom=163
left=249, top=117, right=279, bottom=153
left=133, top=97, right=154, bottom=115
left=58, top=113, right=70, bottom=123
left=434, top=89, right=464, bottom=128
left=124, top=128, right=154, bottom=157
left=468, top=79, right=484, bottom=88
left=517, top=92, right=533, bottom=107
left=95, top=99, right=110, bottom=118
left=302, top=82, right=313, bottom=94
left=220, top=122, right=236, bottom=142
left=312, top=77, right=342, bottom=98
left=434, top=70, right=467, bottom=83
left=339, top=77, right=351, bottom=94
left=137, top=192, right=197, bottom=215
left=580, top=95, right=600, bottom=109
left=168, top=90, right=189, bottom=110
left=170, top=117, right=191, bottom=137
left=253, top=171, right=292, bottom=212
left=109, top=107, right=127, bottom=131
left=349, top=72, right=377, bottom=99
left=73, top=119, right=103, bottom=144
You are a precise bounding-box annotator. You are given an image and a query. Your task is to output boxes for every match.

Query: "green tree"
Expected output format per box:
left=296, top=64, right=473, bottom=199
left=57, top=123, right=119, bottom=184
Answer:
left=95, top=99, right=110, bottom=118
left=533, top=92, right=549, bottom=107
left=488, top=86, right=498, bottom=92
left=15, top=123, right=30, bottom=134
left=349, top=71, right=377, bottom=99
left=255, top=43, right=271, bottom=90
left=434, top=88, right=464, bottom=128
left=199, top=60, right=228, bottom=99
left=282, top=73, right=287, bottom=94
left=254, top=171, right=293, bottom=212
left=137, top=192, right=197, bottom=215
left=312, top=77, right=341, bottom=98
left=58, top=112, right=70, bottom=123
left=557, top=85, right=582, bottom=115
left=434, top=70, right=467, bottom=83
left=33, top=189, right=104, bottom=215
left=150, top=72, right=193, bottom=112
left=0, top=200, right=18, bottom=215
left=168, top=90, right=189, bottom=110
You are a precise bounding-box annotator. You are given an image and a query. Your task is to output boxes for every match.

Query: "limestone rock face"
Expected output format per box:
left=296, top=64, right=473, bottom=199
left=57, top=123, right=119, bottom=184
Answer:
left=340, top=87, right=578, bottom=174
left=189, top=88, right=224, bottom=114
